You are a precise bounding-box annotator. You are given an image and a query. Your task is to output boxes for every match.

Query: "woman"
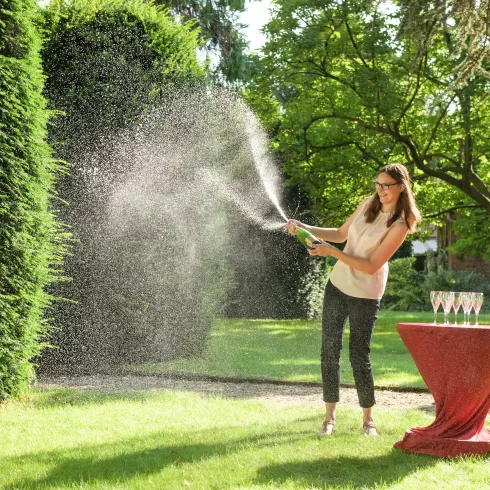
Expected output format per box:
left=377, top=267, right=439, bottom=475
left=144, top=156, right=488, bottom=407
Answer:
left=285, top=164, right=421, bottom=436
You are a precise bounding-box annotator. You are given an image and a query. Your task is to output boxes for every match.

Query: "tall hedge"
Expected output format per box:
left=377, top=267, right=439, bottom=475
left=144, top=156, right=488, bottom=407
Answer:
left=37, top=0, right=208, bottom=373
left=0, top=0, right=67, bottom=398
left=42, top=0, right=205, bottom=154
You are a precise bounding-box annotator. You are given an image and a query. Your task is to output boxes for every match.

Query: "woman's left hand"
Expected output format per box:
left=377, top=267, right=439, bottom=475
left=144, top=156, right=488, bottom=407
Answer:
left=305, top=239, right=336, bottom=257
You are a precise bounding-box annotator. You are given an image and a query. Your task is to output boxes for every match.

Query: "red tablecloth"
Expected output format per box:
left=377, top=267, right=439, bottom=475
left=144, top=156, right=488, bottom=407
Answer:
left=393, top=323, right=490, bottom=458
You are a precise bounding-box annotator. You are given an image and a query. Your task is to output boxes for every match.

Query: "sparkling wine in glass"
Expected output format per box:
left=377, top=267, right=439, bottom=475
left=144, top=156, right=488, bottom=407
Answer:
left=441, top=291, right=454, bottom=326
left=461, top=292, right=474, bottom=326
left=472, top=292, right=483, bottom=326
left=430, top=290, right=441, bottom=325
left=453, top=292, right=462, bottom=325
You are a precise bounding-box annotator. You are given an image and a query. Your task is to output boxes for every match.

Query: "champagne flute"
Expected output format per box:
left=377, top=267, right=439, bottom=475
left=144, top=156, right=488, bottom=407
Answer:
left=441, top=291, right=454, bottom=326
left=461, top=292, right=474, bottom=326
left=472, top=292, right=484, bottom=326
left=430, top=290, right=441, bottom=325
left=453, top=292, right=462, bottom=325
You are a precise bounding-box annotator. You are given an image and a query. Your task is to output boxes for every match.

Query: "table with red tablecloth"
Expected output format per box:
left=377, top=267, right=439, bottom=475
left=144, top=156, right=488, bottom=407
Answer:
left=393, top=322, right=490, bottom=458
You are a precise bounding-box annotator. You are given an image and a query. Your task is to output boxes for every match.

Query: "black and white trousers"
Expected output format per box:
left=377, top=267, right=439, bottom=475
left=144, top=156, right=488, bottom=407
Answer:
left=321, top=280, right=380, bottom=408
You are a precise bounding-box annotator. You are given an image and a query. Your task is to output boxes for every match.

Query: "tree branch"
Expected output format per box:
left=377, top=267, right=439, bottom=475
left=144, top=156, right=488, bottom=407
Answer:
left=422, top=95, right=457, bottom=158
left=390, top=128, right=490, bottom=210
left=469, top=168, right=490, bottom=197
left=345, top=19, right=371, bottom=71
left=305, top=112, right=390, bottom=135
left=421, top=70, right=449, bottom=87
left=317, top=68, right=364, bottom=98
left=304, top=111, right=490, bottom=212
left=412, top=173, right=430, bottom=182
left=397, top=17, right=438, bottom=125
left=424, top=204, right=482, bottom=219
left=397, top=56, right=424, bottom=124
left=425, top=152, right=459, bottom=166
left=305, top=140, right=383, bottom=168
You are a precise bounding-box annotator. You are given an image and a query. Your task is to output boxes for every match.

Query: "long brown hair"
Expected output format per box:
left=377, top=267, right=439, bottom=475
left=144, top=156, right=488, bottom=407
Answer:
left=365, top=164, right=422, bottom=233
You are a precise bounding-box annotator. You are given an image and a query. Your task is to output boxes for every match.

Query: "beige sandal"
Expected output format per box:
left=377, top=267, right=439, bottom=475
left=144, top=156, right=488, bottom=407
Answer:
left=320, top=420, right=335, bottom=436
left=363, top=421, right=377, bottom=436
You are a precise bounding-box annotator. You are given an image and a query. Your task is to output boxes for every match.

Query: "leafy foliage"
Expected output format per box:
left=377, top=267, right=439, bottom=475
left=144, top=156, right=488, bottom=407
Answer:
left=224, top=224, right=330, bottom=320
left=157, top=0, right=254, bottom=85
left=0, top=0, right=68, bottom=398
left=295, top=256, right=330, bottom=319
left=382, top=258, right=426, bottom=311
left=245, top=0, right=490, bottom=260
left=420, top=270, right=490, bottom=313
left=401, top=0, right=490, bottom=87
left=382, top=257, right=490, bottom=313
left=42, top=0, right=205, bottom=153
left=449, top=207, right=490, bottom=261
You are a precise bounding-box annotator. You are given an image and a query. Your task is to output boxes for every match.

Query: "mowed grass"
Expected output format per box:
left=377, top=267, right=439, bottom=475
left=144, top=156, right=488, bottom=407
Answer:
left=0, top=388, right=489, bottom=490
left=127, top=311, right=490, bottom=389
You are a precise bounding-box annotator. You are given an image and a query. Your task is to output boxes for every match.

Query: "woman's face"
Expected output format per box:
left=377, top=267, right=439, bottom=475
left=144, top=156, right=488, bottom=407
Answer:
left=375, top=172, right=404, bottom=206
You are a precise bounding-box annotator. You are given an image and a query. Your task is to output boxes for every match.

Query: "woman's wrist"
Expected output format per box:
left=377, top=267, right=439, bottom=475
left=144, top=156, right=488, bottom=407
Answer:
left=329, top=246, right=341, bottom=259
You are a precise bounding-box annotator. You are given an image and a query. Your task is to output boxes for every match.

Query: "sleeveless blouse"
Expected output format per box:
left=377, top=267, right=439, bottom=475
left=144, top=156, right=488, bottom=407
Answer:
left=329, top=197, right=405, bottom=300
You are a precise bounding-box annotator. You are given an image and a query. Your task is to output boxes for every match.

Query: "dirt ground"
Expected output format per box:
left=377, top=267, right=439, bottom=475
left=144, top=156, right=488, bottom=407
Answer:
left=37, top=374, right=436, bottom=413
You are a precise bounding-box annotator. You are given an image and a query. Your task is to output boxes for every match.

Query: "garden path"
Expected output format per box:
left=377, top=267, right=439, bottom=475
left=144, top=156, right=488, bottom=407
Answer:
left=38, top=375, right=435, bottom=412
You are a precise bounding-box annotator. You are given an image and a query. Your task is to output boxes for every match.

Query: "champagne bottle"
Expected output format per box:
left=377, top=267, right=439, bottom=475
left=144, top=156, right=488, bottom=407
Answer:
left=296, top=228, right=322, bottom=248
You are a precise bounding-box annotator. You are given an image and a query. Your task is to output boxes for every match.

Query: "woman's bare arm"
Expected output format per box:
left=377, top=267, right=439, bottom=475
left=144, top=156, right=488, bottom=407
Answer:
left=307, top=222, right=409, bottom=275
left=285, top=198, right=368, bottom=243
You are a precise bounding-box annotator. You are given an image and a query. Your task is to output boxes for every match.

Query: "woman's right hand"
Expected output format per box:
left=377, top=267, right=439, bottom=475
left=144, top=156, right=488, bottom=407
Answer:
left=284, top=219, right=304, bottom=236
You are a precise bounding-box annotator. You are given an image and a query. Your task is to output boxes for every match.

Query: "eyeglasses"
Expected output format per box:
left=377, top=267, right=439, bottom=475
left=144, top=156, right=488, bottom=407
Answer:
left=374, top=181, right=400, bottom=191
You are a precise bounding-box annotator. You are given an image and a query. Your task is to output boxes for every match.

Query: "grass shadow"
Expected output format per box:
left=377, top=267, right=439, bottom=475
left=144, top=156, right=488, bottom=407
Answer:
left=252, top=450, right=488, bottom=489
left=24, top=386, right=158, bottom=409
left=2, top=421, right=318, bottom=488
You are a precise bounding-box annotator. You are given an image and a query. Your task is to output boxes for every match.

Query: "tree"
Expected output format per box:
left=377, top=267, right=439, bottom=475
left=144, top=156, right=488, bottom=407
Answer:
left=245, top=0, right=490, bottom=258
left=157, top=0, right=255, bottom=85
left=0, top=0, right=67, bottom=398
left=400, top=0, right=490, bottom=87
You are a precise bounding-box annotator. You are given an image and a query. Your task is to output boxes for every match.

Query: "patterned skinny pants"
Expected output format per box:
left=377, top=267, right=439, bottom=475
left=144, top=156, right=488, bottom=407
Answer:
left=321, top=280, right=380, bottom=408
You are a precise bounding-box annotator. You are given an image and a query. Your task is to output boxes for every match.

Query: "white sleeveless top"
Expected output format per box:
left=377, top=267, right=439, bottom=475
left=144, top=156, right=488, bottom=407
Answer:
left=329, top=197, right=405, bottom=300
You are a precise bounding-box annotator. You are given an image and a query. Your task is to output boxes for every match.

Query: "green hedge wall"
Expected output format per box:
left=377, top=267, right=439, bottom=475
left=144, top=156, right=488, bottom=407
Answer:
left=0, top=0, right=67, bottom=399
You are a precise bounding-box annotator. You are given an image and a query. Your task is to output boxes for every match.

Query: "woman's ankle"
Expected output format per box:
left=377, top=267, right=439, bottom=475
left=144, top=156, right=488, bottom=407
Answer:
left=362, top=407, right=374, bottom=424
left=325, top=402, right=337, bottom=423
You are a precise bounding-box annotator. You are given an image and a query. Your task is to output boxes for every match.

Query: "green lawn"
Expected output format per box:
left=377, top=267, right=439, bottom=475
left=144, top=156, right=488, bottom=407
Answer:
left=0, top=388, right=488, bottom=489
left=125, top=311, right=489, bottom=389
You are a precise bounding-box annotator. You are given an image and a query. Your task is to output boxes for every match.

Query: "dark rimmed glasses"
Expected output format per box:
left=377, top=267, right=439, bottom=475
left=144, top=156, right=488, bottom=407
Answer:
left=374, top=181, right=401, bottom=191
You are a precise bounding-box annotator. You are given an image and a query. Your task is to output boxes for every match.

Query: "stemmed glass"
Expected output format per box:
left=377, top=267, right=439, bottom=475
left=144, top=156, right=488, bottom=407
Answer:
left=461, top=292, right=474, bottom=326
left=440, top=291, right=455, bottom=326
left=453, top=292, right=462, bottom=325
left=430, top=291, right=441, bottom=325
left=472, top=292, right=484, bottom=326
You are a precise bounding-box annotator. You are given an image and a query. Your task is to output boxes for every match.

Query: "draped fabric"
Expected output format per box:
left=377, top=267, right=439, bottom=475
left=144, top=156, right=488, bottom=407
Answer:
left=394, top=323, right=490, bottom=458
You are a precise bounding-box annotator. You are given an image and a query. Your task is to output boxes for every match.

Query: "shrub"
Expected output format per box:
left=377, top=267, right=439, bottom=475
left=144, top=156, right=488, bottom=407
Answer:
left=381, top=257, right=425, bottom=311
left=295, top=255, right=330, bottom=319
left=382, top=257, right=490, bottom=313
left=0, top=0, right=67, bottom=398
left=421, top=269, right=490, bottom=313
left=41, top=0, right=205, bottom=154
left=223, top=223, right=330, bottom=320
